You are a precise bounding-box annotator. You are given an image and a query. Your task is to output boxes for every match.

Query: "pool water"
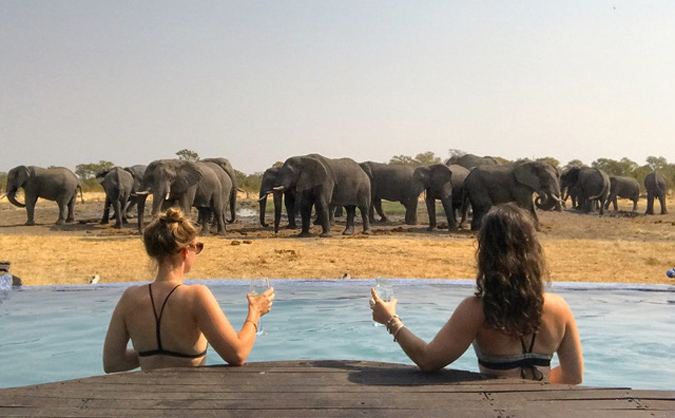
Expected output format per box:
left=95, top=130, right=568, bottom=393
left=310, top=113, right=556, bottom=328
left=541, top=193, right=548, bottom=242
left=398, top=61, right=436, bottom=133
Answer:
left=0, top=279, right=673, bottom=390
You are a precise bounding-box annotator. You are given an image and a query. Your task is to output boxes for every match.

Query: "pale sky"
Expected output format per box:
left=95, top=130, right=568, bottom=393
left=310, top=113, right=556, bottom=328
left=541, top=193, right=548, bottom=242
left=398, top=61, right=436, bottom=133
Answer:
left=2, top=1, right=674, bottom=175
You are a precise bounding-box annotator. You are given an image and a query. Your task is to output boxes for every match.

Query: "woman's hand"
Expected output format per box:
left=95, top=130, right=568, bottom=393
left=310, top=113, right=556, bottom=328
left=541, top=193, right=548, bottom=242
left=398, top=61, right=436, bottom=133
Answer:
left=248, top=287, right=275, bottom=317
left=370, top=287, right=398, bottom=324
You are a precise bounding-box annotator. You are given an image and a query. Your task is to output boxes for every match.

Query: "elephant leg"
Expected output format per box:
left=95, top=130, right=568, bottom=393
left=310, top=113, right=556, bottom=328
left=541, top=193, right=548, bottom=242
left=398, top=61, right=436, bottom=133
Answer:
left=470, top=205, right=487, bottom=231
left=659, top=195, right=667, bottom=214
left=360, top=202, right=371, bottom=235
left=284, top=193, right=297, bottom=229
left=66, top=194, right=76, bottom=223
left=113, top=199, right=123, bottom=229
left=316, top=198, right=332, bottom=238
left=373, top=198, right=387, bottom=222
left=24, top=195, right=38, bottom=226
left=441, top=197, right=457, bottom=232
left=645, top=193, right=654, bottom=214
left=343, top=205, right=356, bottom=235
left=101, top=198, right=111, bottom=224
left=298, top=197, right=314, bottom=237
left=425, top=194, right=437, bottom=231
left=632, top=199, right=638, bottom=212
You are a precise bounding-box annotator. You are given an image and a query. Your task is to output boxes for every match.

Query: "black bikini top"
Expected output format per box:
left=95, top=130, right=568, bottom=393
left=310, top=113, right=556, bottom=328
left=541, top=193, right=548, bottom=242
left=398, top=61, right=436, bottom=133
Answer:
left=137, top=284, right=207, bottom=359
left=474, top=333, right=552, bottom=381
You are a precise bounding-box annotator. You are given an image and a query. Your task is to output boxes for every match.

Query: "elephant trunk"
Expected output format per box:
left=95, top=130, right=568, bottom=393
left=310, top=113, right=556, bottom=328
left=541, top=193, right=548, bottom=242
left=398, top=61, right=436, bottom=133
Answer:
left=273, top=191, right=283, bottom=234
left=136, top=192, right=149, bottom=232
left=6, top=190, right=25, bottom=208
left=259, top=195, right=268, bottom=227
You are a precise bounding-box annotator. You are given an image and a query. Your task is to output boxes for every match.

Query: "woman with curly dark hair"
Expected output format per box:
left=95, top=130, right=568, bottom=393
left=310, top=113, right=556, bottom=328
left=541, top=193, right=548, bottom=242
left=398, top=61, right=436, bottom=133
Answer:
left=370, top=203, right=583, bottom=384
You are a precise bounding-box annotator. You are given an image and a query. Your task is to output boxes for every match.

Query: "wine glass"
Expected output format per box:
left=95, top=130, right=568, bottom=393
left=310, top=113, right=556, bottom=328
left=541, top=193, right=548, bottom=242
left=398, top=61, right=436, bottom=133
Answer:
left=372, top=277, right=394, bottom=327
left=249, top=278, right=270, bottom=335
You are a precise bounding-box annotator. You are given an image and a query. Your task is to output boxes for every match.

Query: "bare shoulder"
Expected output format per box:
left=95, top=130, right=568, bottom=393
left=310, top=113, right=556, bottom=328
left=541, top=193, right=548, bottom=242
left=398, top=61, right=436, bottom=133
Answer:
left=455, top=296, right=484, bottom=320
left=184, top=283, right=217, bottom=302
left=543, top=293, right=574, bottom=315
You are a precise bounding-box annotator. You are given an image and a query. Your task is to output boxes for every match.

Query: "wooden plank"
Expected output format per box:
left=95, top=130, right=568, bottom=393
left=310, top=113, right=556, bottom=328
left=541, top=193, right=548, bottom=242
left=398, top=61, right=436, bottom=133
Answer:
left=0, top=361, right=671, bottom=418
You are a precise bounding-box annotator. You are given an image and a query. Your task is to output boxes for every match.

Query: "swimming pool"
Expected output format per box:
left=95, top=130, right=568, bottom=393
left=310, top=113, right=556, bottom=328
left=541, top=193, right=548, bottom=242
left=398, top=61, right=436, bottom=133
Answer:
left=0, top=279, right=673, bottom=390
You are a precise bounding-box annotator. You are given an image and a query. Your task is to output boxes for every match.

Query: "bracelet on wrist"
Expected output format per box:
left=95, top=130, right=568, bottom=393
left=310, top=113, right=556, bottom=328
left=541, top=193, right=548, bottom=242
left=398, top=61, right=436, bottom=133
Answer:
left=393, top=325, right=406, bottom=342
left=245, top=320, right=258, bottom=332
left=386, top=314, right=400, bottom=328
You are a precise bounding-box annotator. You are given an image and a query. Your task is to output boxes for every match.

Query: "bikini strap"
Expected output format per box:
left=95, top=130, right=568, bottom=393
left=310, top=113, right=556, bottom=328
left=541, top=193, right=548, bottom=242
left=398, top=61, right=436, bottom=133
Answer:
left=148, top=283, right=182, bottom=351
left=520, top=333, right=537, bottom=354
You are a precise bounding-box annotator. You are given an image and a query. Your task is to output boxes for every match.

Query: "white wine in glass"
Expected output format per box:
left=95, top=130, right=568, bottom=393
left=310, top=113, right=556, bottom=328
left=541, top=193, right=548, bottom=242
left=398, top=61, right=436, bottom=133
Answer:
left=249, top=278, right=270, bottom=335
left=373, top=278, right=394, bottom=327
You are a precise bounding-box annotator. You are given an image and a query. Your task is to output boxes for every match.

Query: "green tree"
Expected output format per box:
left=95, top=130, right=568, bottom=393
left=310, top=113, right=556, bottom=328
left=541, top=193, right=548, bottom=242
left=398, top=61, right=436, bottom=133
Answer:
left=234, top=170, right=248, bottom=189
left=75, top=161, right=115, bottom=180
left=176, top=149, right=200, bottom=162
left=563, top=159, right=585, bottom=170
left=272, top=161, right=284, bottom=168
left=591, top=158, right=638, bottom=177
left=389, top=155, right=417, bottom=166
left=646, top=156, right=668, bottom=171
left=414, top=151, right=442, bottom=166
left=0, top=172, right=7, bottom=192
left=447, top=149, right=466, bottom=159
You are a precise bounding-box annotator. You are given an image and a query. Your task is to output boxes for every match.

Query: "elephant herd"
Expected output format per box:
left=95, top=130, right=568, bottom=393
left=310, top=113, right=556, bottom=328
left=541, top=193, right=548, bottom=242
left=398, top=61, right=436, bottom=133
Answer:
left=2, top=154, right=670, bottom=236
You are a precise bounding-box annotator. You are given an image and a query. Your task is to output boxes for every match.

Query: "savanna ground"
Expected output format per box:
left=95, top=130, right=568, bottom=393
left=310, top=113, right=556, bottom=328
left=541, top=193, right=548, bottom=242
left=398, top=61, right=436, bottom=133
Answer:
left=1, top=192, right=674, bottom=286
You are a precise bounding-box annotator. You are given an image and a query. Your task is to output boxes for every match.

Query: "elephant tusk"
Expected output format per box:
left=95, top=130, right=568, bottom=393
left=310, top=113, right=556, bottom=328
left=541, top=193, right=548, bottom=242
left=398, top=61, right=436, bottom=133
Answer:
left=272, top=186, right=286, bottom=192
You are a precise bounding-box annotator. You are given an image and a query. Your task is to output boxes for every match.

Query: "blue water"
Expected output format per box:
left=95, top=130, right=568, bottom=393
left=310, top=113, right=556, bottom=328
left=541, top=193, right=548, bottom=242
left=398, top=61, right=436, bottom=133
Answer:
left=0, top=279, right=673, bottom=390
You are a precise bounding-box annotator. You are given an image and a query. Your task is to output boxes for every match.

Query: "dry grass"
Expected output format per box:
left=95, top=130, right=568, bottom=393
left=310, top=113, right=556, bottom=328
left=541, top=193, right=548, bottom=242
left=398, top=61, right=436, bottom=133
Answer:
left=1, top=194, right=674, bottom=286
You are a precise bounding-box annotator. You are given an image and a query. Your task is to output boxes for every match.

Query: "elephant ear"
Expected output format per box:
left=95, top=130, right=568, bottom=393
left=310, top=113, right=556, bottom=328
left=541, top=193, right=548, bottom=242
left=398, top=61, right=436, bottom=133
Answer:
left=173, top=161, right=203, bottom=193
left=12, top=166, right=32, bottom=188
left=297, top=157, right=328, bottom=192
left=514, top=163, right=542, bottom=191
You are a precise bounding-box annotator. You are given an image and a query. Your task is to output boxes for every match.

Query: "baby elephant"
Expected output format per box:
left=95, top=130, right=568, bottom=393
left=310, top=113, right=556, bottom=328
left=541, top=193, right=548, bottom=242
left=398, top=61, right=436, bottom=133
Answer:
left=96, top=167, right=135, bottom=228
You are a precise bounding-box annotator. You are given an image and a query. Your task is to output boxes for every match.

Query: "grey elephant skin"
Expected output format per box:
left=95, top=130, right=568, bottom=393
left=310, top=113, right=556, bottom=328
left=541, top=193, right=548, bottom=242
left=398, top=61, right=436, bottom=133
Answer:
left=358, top=161, right=416, bottom=224
left=259, top=166, right=297, bottom=232
left=136, top=159, right=226, bottom=234
left=463, top=161, right=561, bottom=231
left=560, top=167, right=610, bottom=214
left=122, top=165, right=147, bottom=217
left=96, top=167, right=135, bottom=228
left=200, top=157, right=238, bottom=224
left=445, top=153, right=501, bottom=170
left=273, top=154, right=371, bottom=237
left=5, top=165, right=81, bottom=225
left=605, top=175, right=640, bottom=212
left=408, top=164, right=469, bottom=231
left=197, top=160, right=234, bottom=232
left=644, top=171, right=668, bottom=215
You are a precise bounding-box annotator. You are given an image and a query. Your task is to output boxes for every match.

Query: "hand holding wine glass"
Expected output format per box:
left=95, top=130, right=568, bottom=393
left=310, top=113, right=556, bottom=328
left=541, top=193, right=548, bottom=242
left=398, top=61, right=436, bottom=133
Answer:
left=370, top=278, right=396, bottom=326
left=248, top=278, right=273, bottom=335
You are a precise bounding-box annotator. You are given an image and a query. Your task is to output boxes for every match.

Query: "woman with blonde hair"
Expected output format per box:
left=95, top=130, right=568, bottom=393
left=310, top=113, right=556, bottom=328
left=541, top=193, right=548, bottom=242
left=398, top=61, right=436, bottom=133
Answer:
left=370, top=203, right=583, bottom=383
left=104, top=208, right=274, bottom=372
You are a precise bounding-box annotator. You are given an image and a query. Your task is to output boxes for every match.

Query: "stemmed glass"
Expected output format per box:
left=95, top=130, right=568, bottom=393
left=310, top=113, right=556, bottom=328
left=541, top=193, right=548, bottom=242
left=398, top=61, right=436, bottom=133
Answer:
left=372, top=277, right=394, bottom=327
left=249, top=278, right=270, bottom=335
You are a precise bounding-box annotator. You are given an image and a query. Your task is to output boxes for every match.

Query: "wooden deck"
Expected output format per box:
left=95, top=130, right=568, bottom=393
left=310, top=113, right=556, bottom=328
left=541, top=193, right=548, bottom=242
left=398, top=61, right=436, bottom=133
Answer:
left=0, top=360, right=673, bottom=417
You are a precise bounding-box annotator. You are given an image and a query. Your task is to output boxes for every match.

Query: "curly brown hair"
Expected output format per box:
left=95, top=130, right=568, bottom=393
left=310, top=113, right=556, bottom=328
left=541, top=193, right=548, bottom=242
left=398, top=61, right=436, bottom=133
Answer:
left=475, top=203, right=548, bottom=337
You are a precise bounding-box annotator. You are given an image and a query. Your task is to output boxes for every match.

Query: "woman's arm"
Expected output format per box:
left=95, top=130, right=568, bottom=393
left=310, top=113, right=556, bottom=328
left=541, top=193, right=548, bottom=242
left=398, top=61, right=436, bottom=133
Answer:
left=193, top=285, right=274, bottom=366
left=549, top=297, right=584, bottom=384
left=371, top=290, right=481, bottom=372
left=103, top=293, right=140, bottom=373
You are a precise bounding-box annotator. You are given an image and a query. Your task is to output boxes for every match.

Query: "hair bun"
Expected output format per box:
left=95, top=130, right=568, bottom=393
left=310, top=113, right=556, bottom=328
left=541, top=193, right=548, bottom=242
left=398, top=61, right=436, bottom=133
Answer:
left=159, top=208, right=184, bottom=224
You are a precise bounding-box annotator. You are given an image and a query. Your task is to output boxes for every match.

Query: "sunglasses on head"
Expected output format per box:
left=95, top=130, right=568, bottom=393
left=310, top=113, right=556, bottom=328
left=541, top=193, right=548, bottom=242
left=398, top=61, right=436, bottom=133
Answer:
left=187, top=242, right=204, bottom=254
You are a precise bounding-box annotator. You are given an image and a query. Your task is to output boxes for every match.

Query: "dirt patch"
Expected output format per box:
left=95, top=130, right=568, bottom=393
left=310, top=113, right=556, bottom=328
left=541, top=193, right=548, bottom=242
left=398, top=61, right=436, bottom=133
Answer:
left=1, top=196, right=674, bottom=286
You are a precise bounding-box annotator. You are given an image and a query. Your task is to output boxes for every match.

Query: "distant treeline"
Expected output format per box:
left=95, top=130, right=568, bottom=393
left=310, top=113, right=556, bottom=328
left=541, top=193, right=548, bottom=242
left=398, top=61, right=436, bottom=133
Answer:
left=1, top=150, right=673, bottom=196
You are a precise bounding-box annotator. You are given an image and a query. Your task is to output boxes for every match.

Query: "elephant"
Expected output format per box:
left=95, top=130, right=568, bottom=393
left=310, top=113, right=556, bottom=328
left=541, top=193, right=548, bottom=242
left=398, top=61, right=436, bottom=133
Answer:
left=5, top=165, right=82, bottom=225
left=121, top=165, right=147, bottom=217
left=358, top=161, right=416, bottom=224
left=95, top=166, right=135, bottom=228
left=258, top=166, right=298, bottom=232
left=644, top=171, right=668, bottom=215
left=605, top=175, right=640, bottom=212
left=407, top=164, right=469, bottom=231
left=196, top=160, right=233, bottom=233
left=445, top=153, right=501, bottom=170
left=463, top=161, right=561, bottom=231
left=136, top=159, right=226, bottom=234
left=272, top=154, right=371, bottom=237
left=560, top=167, right=610, bottom=214
left=200, top=157, right=238, bottom=223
